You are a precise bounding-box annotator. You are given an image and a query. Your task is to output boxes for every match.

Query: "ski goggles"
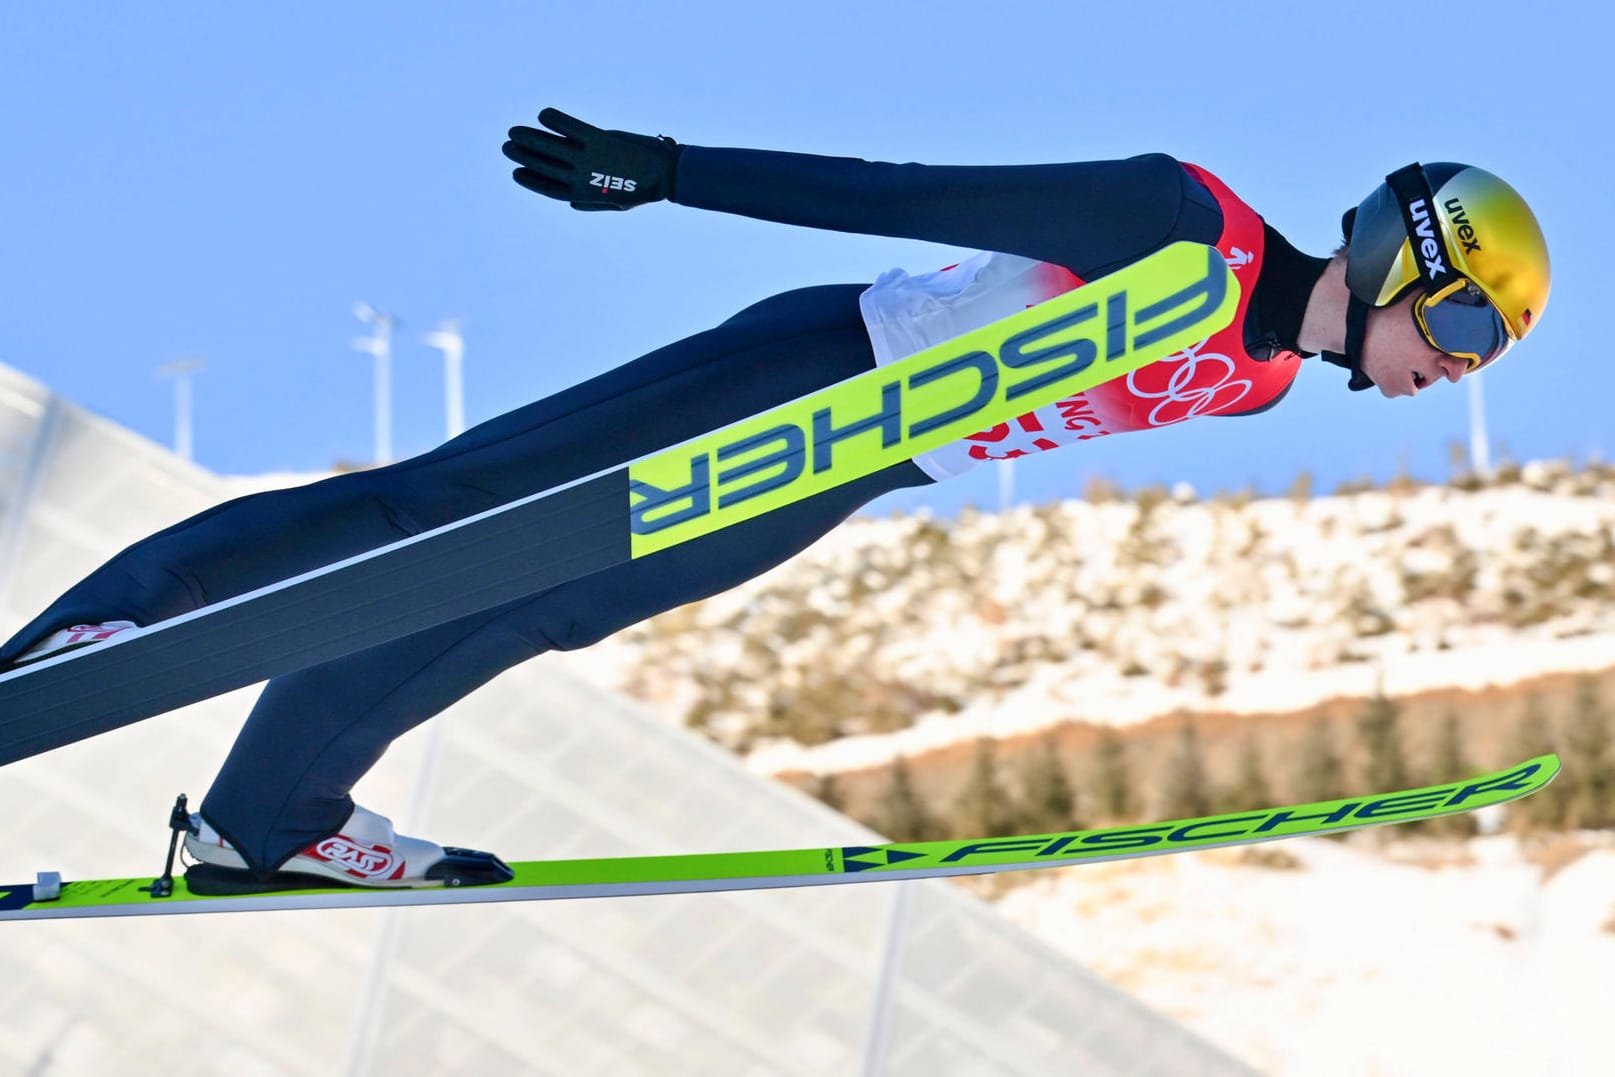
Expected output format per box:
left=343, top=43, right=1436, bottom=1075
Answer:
left=1380, top=164, right=1514, bottom=374
left=1411, top=276, right=1514, bottom=372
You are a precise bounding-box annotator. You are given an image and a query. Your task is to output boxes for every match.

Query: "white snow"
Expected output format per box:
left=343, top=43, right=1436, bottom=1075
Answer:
left=548, top=464, right=1615, bottom=1072
left=993, top=834, right=1615, bottom=1076
left=549, top=466, right=1615, bottom=778
left=205, top=462, right=1615, bottom=1073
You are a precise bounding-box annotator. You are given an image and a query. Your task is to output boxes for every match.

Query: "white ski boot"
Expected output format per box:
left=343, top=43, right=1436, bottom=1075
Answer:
left=13, top=621, right=139, bottom=665
left=184, top=804, right=512, bottom=894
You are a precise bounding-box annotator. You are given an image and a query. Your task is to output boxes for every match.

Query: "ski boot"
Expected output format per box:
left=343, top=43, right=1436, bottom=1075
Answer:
left=13, top=621, right=139, bottom=665
left=181, top=802, right=513, bottom=895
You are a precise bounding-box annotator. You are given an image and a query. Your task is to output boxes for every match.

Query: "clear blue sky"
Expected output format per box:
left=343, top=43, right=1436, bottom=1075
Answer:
left=2, top=2, right=1608, bottom=518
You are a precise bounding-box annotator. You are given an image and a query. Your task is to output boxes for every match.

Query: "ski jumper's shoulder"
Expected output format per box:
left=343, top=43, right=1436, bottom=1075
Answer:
left=859, top=160, right=1310, bottom=480
left=667, top=141, right=1327, bottom=480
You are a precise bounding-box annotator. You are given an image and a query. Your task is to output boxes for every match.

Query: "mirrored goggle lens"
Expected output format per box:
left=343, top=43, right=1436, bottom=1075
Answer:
left=1417, top=281, right=1512, bottom=371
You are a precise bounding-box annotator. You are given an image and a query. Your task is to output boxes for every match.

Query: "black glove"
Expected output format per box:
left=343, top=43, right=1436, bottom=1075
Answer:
left=503, top=108, right=681, bottom=211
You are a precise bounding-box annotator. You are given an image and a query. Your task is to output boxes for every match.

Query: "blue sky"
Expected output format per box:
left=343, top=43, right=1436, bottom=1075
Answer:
left=2, top=2, right=1608, bottom=518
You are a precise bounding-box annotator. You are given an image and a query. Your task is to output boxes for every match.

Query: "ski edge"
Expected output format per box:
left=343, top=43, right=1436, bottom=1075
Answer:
left=0, top=755, right=1558, bottom=921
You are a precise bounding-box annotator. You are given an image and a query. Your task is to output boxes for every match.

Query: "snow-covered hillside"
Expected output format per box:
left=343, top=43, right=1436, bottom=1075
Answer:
left=219, top=462, right=1615, bottom=1075
left=555, top=462, right=1615, bottom=1073
left=992, top=831, right=1615, bottom=1076
left=557, top=461, right=1615, bottom=778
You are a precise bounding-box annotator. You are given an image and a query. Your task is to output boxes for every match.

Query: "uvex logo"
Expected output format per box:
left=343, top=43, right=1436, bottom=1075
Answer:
left=1444, top=196, right=1482, bottom=254
left=590, top=172, right=638, bottom=193
left=314, top=837, right=399, bottom=878
left=1408, top=198, right=1449, bottom=280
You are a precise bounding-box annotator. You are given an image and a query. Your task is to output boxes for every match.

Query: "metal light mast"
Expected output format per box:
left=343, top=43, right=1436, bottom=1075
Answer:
left=422, top=319, right=466, bottom=440
left=155, top=356, right=207, bottom=463
left=352, top=302, right=396, bottom=465
left=1468, top=372, right=1492, bottom=479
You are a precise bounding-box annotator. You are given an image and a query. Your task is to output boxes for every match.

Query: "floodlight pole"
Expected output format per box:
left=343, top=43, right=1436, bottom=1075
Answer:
left=860, top=881, right=915, bottom=1076
left=156, top=357, right=207, bottom=463
left=344, top=309, right=460, bottom=1073
left=423, top=320, right=466, bottom=440
left=998, top=458, right=1015, bottom=514
left=352, top=303, right=396, bottom=465
left=1468, top=372, right=1491, bottom=479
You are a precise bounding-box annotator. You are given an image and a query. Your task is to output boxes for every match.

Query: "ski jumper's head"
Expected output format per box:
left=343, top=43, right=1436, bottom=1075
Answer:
left=1325, top=162, right=1550, bottom=396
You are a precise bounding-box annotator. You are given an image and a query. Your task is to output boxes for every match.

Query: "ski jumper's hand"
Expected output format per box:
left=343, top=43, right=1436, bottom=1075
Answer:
left=503, top=109, right=681, bottom=211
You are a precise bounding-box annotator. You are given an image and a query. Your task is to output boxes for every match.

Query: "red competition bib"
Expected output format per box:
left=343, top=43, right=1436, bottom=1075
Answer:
left=860, top=164, right=1302, bottom=481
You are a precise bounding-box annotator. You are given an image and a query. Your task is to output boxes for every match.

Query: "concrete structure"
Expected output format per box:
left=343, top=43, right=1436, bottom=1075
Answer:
left=0, top=365, right=1252, bottom=1075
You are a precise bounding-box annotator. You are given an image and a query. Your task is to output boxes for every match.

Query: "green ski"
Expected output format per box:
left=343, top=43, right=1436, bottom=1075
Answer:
left=0, top=755, right=1557, bottom=921
left=0, top=240, right=1234, bottom=766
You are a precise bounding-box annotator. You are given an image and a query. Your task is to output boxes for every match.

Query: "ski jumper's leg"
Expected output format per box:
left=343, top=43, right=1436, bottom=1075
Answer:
left=0, top=467, right=424, bottom=664
left=0, top=284, right=876, bottom=663
left=200, top=465, right=921, bottom=873
left=194, top=285, right=933, bottom=872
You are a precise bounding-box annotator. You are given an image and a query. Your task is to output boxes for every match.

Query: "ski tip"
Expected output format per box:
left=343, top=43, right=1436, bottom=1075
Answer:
left=1526, top=753, right=1562, bottom=785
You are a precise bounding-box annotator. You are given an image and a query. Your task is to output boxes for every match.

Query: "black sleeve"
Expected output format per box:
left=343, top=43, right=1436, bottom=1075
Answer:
left=671, top=146, right=1223, bottom=279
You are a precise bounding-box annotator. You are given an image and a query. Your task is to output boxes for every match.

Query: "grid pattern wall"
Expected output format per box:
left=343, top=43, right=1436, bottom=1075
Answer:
left=0, top=365, right=1253, bottom=1076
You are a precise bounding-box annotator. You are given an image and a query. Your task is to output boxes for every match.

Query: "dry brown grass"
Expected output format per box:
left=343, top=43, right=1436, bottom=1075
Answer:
left=1376, top=839, right=1480, bottom=872
left=1233, top=845, right=1305, bottom=871
left=1519, top=832, right=1597, bottom=882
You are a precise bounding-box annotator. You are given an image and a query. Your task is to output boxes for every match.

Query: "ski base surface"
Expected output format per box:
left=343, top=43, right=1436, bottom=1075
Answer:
left=0, top=755, right=1558, bottom=921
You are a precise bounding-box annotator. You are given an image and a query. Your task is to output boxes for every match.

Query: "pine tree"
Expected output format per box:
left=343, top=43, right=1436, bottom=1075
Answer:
left=1221, top=734, right=1273, bottom=812
left=1018, top=733, right=1079, bottom=833
left=1425, top=711, right=1478, bottom=837
left=877, top=755, right=939, bottom=842
left=1563, top=678, right=1615, bottom=829
left=1506, top=696, right=1565, bottom=830
left=1355, top=693, right=1409, bottom=792
left=952, top=738, right=1019, bottom=838
left=1428, top=710, right=1470, bottom=781
left=1088, top=727, right=1135, bottom=822
left=812, top=772, right=845, bottom=814
left=1295, top=715, right=1346, bottom=803
left=1159, top=717, right=1214, bottom=818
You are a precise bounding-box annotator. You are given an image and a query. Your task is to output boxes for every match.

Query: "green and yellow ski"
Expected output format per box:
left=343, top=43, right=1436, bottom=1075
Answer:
left=0, top=241, right=1236, bottom=766
left=0, top=755, right=1557, bottom=921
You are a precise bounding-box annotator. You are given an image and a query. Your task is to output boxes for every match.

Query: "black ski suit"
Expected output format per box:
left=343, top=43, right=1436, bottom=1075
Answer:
left=0, top=145, right=1325, bottom=872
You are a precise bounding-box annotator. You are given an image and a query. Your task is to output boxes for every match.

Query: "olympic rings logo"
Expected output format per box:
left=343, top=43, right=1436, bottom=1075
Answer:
left=1127, top=341, right=1253, bottom=427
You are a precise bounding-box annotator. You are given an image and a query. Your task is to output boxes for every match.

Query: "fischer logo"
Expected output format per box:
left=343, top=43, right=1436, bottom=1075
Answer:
left=1444, top=196, right=1482, bottom=254
left=1408, top=198, right=1449, bottom=280
left=628, top=245, right=1232, bottom=542
left=313, top=836, right=401, bottom=879
left=839, top=761, right=1546, bottom=868
left=1225, top=247, right=1253, bottom=269
left=590, top=172, right=638, bottom=193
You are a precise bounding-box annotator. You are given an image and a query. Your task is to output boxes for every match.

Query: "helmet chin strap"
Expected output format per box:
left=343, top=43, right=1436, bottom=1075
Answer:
left=1320, top=295, right=1374, bottom=391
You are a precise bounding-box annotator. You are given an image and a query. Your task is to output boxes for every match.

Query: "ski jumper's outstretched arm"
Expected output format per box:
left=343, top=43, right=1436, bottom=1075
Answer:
left=505, top=108, right=1224, bottom=277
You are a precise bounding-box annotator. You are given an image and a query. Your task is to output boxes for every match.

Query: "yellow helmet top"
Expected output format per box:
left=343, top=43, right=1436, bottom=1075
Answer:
left=1344, top=162, right=1550, bottom=346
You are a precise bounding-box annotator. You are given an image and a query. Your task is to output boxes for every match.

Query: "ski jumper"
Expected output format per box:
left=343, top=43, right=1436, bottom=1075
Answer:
left=0, top=147, right=1327, bottom=874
